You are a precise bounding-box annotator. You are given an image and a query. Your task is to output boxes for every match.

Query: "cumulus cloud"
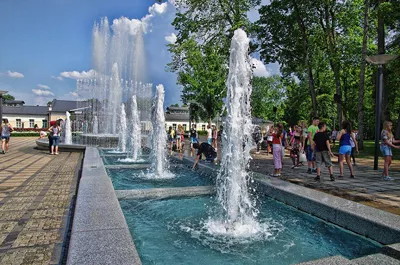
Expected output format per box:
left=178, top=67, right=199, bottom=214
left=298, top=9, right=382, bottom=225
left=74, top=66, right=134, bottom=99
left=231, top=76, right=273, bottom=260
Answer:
left=32, top=89, right=54, bottom=96
left=37, top=84, right=50, bottom=90
left=70, top=92, right=79, bottom=97
left=0, top=70, right=24, bottom=78
left=51, top=75, right=63, bottom=81
left=251, top=58, right=270, bottom=77
left=60, top=69, right=96, bottom=80
left=142, top=2, right=169, bottom=32
left=165, top=33, right=177, bottom=44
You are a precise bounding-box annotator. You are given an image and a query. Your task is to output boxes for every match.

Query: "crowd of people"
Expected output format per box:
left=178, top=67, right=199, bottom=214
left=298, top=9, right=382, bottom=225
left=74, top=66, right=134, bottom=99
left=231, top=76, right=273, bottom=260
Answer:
left=254, top=117, right=399, bottom=181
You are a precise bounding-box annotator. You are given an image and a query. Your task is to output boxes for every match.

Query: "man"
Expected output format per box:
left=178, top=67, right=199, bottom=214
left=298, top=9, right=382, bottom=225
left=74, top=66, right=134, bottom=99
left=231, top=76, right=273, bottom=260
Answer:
left=189, top=124, right=198, bottom=156
left=313, top=122, right=335, bottom=181
left=307, top=117, right=319, bottom=174
left=192, top=142, right=217, bottom=169
left=252, top=126, right=262, bottom=154
left=280, top=123, right=288, bottom=163
left=1, top=119, right=13, bottom=154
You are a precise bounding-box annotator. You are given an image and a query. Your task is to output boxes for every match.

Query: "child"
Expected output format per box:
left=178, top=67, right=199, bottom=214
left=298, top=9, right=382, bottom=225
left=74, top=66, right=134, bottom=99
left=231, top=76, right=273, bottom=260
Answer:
left=1, top=119, right=13, bottom=154
left=337, top=120, right=358, bottom=179
left=312, top=122, right=335, bottom=181
left=380, top=120, right=400, bottom=180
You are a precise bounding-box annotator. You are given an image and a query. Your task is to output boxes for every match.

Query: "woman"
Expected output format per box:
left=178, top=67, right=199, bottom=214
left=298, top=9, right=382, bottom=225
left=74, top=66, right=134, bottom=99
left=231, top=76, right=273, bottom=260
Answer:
left=48, top=120, right=62, bottom=155
left=272, top=124, right=283, bottom=177
left=176, top=124, right=183, bottom=151
left=266, top=126, right=273, bottom=156
left=380, top=121, right=400, bottom=181
left=337, top=121, right=358, bottom=179
left=1, top=119, right=13, bottom=154
left=168, top=126, right=175, bottom=153
left=290, top=125, right=303, bottom=169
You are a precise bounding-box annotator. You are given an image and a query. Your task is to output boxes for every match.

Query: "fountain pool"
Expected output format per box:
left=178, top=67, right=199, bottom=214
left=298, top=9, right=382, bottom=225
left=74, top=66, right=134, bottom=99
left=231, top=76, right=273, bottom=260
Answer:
left=120, top=196, right=381, bottom=265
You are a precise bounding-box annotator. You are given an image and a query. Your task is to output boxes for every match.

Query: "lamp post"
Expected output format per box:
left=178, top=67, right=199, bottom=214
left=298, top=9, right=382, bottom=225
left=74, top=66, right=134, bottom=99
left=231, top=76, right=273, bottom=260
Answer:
left=365, top=54, right=398, bottom=170
left=0, top=90, right=9, bottom=124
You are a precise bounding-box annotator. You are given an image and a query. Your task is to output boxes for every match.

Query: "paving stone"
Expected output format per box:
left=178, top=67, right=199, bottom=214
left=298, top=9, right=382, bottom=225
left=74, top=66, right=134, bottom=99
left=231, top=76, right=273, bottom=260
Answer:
left=12, top=230, right=61, bottom=248
left=0, top=245, right=54, bottom=265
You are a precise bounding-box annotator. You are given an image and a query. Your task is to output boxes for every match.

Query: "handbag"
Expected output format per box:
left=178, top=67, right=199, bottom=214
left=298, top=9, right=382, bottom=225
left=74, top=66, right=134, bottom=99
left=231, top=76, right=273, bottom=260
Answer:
left=299, top=151, right=307, bottom=162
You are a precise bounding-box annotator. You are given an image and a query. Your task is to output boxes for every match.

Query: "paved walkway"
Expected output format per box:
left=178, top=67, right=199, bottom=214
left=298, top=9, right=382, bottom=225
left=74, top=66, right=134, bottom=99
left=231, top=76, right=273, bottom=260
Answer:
left=0, top=137, right=82, bottom=264
left=249, top=150, right=400, bottom=215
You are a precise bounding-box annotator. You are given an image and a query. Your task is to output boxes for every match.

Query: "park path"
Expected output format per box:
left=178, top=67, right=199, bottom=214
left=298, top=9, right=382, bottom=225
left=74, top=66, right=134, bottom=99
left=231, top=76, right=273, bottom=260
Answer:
left=0, top=137, right=82, bottom=264
left=250, top=150, right=400, bottom=215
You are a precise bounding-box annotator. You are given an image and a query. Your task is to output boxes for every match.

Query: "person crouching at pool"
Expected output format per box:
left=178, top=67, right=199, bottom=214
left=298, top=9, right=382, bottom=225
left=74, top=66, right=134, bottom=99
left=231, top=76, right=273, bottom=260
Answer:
left=192, top=142, right=217, bottom=169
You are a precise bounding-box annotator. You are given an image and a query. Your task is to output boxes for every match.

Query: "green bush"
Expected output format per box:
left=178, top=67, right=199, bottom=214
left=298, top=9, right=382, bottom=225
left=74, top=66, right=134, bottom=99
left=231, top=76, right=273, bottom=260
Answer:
left=11, top=132, right=40, bottom=137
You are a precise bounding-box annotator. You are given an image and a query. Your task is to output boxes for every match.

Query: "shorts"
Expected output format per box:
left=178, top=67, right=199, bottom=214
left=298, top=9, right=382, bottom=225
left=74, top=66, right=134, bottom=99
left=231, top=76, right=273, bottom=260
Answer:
left=52, top=136, right=60, bottom=147
left=207, top=138, right=212, bottom=145
left=190, top=137, right=198, bottom=144
left=1, top=136, right=10, bottom=142
left=176, top=135, right=181, bottom=140
left=380, top=145, right=392, bottom=157
left=206, top=152, right=217, bottom=161
left=339, top=145, right=352, bottom=155
left=316, top=151, right=332, bottom=168
left=169, top=136, right=174, bottom=142
left=306, top=145, right=315, bottom=161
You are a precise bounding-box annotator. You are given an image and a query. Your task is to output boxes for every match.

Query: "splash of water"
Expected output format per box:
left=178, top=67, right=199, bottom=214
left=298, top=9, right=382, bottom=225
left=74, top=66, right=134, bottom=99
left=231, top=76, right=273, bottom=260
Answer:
left=64, top=111, right=72, bottom=144
left=150, top=85, right=170, bottom=177
left=130, top=95, right=141, bottom=160
left=118, top=104, right=127, bottom=153
left=207, top=29, right=259, bottom=237
left=92, top=116, right=99, bottom=134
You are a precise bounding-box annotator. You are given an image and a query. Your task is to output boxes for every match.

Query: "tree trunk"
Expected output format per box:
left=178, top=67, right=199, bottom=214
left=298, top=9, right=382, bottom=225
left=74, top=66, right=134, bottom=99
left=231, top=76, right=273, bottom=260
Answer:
left=378, top=0, right=389, bottom=121
left=292, top=0, right=318, bottom=116
left=357, top=0, right=370, bottom=150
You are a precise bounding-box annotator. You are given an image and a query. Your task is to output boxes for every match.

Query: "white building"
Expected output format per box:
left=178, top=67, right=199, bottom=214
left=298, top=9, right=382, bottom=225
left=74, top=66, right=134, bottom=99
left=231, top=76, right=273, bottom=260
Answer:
left=164, top=106, right=215, bottom=132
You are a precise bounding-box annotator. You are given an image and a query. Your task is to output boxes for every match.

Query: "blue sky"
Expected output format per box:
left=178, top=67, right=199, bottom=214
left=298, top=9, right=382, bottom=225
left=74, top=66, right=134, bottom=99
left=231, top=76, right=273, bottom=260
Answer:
left=0, top=0, right=276, bottom=107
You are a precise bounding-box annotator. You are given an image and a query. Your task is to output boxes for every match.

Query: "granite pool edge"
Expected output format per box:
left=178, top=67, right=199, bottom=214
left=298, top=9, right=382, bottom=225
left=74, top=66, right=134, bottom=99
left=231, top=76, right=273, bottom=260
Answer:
left=176, top=155, right=400, bottom=245
left=66, top=147, right=142, bottom=265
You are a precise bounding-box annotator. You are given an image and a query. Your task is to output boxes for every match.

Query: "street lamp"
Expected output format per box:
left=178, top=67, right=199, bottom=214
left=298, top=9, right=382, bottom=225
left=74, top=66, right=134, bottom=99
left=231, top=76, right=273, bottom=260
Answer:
left=0, top=90, right=9, bottom=124
left=365, top=54, right=398, bottom=170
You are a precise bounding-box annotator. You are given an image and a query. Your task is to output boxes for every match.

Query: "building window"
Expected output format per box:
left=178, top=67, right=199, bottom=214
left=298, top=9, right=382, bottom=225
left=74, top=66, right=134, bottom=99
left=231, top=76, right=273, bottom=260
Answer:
left=173, top=124, right=177, bottom=130
left=42, top=120, right=48, bottom=128
left=183, top=124, right=187, bottom=131
left=202, top=125, right=206, bottom=131
left=29, top=119, right=34, bottom=128
left=16, top=119, right=21, bottom=128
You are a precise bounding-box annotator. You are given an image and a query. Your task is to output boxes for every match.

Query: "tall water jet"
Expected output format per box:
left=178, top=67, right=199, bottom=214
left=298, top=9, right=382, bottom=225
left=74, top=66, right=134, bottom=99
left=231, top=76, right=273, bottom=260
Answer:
left=118, top=104, right=127, bottom=152
left=109, top=63, right=123, bottom=134
left=64, top=111, right=72, bottom=144
left=130, top=95, right=141, bottom=160
left=92, top=116, right=99, bottom=134
left=151, top=85, right=169, bottom=176
left=207, top=29, right=258, bottom=237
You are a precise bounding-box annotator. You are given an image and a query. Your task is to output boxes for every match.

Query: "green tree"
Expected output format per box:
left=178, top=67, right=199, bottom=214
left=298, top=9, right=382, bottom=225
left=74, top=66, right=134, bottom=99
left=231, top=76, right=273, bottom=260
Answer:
left=2, top=94, right=15, bottom=100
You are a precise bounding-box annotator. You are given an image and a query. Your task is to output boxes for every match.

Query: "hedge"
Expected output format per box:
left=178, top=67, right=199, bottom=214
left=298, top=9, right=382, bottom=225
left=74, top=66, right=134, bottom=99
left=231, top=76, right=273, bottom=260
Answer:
left=11, top=132, right=40, bottom=137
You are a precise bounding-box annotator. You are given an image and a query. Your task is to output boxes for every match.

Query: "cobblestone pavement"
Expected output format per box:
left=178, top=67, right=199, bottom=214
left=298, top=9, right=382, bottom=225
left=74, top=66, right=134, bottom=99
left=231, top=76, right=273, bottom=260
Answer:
left=249, top=149, right=400, bottom=215
left=0, top=137, right=82, bottom=264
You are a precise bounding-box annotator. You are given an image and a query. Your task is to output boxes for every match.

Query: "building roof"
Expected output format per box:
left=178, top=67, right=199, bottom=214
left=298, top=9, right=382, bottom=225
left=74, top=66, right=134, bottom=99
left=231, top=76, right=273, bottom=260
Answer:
left=3, top=105, right=49, bottom=115
left=50, top=99, right=89, bottom=112
left=166, top=106, right=189, bottom=113
left=4, top=100, right=25, bottom=105
left=165, top=112, right=190, bottom=122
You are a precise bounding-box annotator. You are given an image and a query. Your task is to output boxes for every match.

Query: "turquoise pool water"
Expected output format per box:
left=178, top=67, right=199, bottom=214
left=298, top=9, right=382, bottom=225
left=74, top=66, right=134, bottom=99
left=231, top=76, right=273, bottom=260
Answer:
left=107, top=164, right=214, bottom=190
left=121, top=196, right=381, bottom=265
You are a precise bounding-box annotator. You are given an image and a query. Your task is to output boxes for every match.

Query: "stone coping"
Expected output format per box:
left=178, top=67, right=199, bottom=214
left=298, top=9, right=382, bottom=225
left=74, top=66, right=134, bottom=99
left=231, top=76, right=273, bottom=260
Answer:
left=66, top=147, right=141, bottom=265
left=116, top=186, right=216, bottom=200
left=104, top=164, right=151, bottom=169
left=35, top=138, right=86, bottom=151
left=177, top=155, right=400, bottom=245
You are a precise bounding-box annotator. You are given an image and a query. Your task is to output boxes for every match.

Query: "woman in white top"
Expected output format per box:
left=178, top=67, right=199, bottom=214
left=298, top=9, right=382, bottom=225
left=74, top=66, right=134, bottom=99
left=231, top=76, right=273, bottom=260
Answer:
left=48, top=120, right=62, bottom=155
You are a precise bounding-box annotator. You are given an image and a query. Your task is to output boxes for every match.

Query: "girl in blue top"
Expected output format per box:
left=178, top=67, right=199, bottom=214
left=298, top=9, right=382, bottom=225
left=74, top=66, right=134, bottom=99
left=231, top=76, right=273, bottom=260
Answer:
left=337, top=120, right=358, bottom=179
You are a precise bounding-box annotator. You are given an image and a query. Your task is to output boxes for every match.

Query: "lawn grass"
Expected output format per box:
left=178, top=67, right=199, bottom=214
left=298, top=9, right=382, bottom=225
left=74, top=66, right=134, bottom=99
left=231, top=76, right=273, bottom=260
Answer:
left=331, top=140, right=400, bottom=159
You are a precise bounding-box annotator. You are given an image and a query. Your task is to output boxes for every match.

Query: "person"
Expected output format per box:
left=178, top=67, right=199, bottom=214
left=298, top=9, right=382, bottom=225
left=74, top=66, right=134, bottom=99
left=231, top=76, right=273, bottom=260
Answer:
left=212, top=125, right=218, bottom=151
left=192, top=142, right=217, bottom=169
left=266, top=126, right=273, bottom=156
left=350, top=130, right=357, bottom=166
left=280, top=124, right=288, bottom=163
left=337, top=120, right=358, bottom=179
left=272, top=124, right=283, bottom=177
left=189, top=124, right=198, bottom=156
left=252, top=125, right=262, bottom=154
left=1, top=119, right=13, bottom=154
left=290, top=125, right=303, bottom=169
left=313, top=122, right=335, bottom=181
left=331, top=128, right=338, bottom=147
left=176, top=124, right=183, bottom=151
left=380, top=121, right=400, bottom=180
left=48, top=120, right=62, bottom=155
left=307, top=117, right=320, bottom=174
left=207, top=125, right=212, bottom=145
left=168, top=126, right=175, bottom=154
left=39, top=131, right=47, bottom=139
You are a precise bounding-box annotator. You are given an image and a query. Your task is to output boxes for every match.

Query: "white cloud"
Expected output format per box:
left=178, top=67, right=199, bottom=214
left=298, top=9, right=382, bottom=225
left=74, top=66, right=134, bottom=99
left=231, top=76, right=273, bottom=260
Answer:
left=70, top=92, right=78, bottom=97
left=142, top=2, right=169, bottom=32
left=60, top=69, right=96, bottom=80
left=37, top=84, right=50, bottom=90
left=165, top=33, right=177, bottom=44
left=32, top=89, right=54, bottom=96
left=251, top=58, right=270, bottom=77
left=51, top=75, right=63, bottom=81
left=0, top=70, right=24, bottom=78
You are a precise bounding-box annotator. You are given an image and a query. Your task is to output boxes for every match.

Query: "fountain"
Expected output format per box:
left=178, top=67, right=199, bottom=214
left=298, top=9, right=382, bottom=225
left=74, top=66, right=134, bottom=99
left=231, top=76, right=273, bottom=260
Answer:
left=130, top=95, right=141, bottom=160
left=206, top=29, right=260, bottom=237
left=92, top=116, right=98, bottom=134
left=118, top=104, right=127, bottom=153
left=64, top=111, right=72, bottom=145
